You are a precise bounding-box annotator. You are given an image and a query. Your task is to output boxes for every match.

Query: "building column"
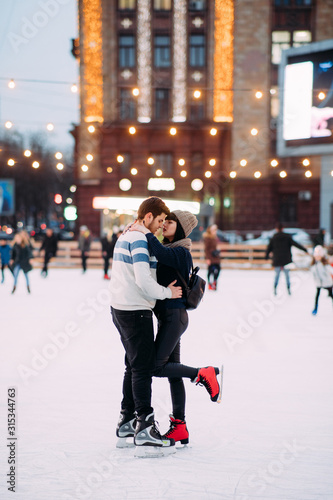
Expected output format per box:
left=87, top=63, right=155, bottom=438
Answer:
left=172, top=0, right=187, bottom=122
left=137, top=0, right=152, bottom=123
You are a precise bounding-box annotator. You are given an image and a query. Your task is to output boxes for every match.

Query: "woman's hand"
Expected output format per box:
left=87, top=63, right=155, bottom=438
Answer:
left=130, top=222, right=150, bottom=235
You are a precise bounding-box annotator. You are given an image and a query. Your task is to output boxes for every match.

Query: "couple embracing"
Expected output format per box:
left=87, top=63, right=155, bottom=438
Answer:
left=110, top=196, right=222, bottom=458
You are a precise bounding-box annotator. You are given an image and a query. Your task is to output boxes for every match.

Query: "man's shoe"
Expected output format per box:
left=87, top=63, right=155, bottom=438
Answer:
left=162, top=415, right=189, bottom=445
left=193, top=366, right=223, bottom=403
left=134, top=412, right=176, bottom=457
left=312, top=308, right=318, bottom=316
left=104, top=274, right=110, bottom=280
left=116, top=410, right=136, bottom=448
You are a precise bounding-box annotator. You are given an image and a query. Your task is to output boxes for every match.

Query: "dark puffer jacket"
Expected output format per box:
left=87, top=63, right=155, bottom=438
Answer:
left=265, top=232, right=308, bottom=267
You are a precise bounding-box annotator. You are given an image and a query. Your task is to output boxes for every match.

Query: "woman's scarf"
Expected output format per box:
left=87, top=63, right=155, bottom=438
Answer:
left=164, top=238, right=192, bottom=251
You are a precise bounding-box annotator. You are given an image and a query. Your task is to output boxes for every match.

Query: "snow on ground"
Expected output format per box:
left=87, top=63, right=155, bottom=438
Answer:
left=0, top=267, right=333, bottom=500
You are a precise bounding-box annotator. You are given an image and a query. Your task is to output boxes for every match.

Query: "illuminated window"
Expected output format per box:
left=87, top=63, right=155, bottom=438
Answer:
left=119, top=89, right=137, bottom=120
left=189, top=34, right=205, bottom=67
left=189, top=0, right=206, bottom=11
left=154, top=35, right=171, bottom=67
left=119, top=35, right=136, bottom=68
left=155, top=89, right=169, bottom=120
left=271, top=30, right=311, bottom=64
left=151, top=153, right=173, bottom=176
left=154, top=0, right=172, bottom=10
left=118, top=0, right=136, bottom=8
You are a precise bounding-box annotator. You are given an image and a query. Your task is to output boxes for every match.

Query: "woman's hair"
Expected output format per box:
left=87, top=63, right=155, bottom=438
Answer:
left=203, top=224, right=217, bottom=239
left=311, top=255, right=328, bottom=266
left=19, top=231, right=30, bottom=247
left=162, top=212, right=185, bottom=244
left=137, top=196, right=170, bottom=220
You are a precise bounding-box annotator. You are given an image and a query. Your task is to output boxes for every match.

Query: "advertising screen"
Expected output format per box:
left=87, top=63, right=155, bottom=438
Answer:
left=0, top=179, right=15, bottom=215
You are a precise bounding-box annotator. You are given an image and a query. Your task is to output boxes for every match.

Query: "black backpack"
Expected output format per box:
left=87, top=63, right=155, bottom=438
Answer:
left=176, top=266, right=206, bottom=310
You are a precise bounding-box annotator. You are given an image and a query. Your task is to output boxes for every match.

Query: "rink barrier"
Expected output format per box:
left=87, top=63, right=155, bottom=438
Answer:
left=30, top=241, right=310, bottom=270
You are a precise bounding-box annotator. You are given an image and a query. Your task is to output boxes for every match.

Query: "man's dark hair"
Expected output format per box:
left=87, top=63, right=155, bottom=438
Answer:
left=137, top=197, right=170, bottom=220
left=276, top=222, right=284, bottom=232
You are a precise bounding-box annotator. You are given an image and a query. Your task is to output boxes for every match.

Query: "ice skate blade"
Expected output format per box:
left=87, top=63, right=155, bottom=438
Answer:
left=216, top=365, right=224, bottom=404
left=134, top=445, right=176, bottom=458
left=116, top=437, right=135, bottom=449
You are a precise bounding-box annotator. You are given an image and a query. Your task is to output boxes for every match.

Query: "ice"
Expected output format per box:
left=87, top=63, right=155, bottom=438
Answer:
left=1, top=267, right=333, bottom=500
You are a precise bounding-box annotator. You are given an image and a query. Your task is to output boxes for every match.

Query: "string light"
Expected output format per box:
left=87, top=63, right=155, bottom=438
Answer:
left=46, top=123, right=54, bottom=131
left=70, top=185, right=77, bottom=192
left=71, top=84, right=78, bottom=93
left=88, top=125, right=95, bottom=133
left=180, top=170, right=187, bottom=177
left=86, top=154, right=94, bottom=161
left=270, top=88, right=276, bottom=95
left=191, top=179, right=203, bottom=191
left=156, top=169, right=163, bottom=177
left=117, top=155, right=124, bottom=163
left=254, top=171, right=261, bottom=179
left=240, top=159, right=247, bottom=167
left=209, top=159, right=216, bottom=166
left=56, top=163, right=64, bottom=170
left=66, top=198, right=73, bottom=204
left=132, top=88, right=140, bottom=96
left=119, top=178, right=132, bottom=191
left=251, top=128, right=258, bottom=136
left=271, top=159, right=278, bottom=167
left=205, top=171, right=212, bottom=178
left=107, top=167, right=113, bottom=173
left=255, top=91, right=263, bottom=99
left=24, top=150, right=32, bottom=157
left=302, top=159, right=310, bottom=166
left=8, top=79, right=15, bottom=89
left=193, top=90, right=201, bottom=99
left=318, top=92, right=325, bottom=100
left=210, top=128, right=217, bottom=136
left=230, top=171, right=237, bottom=178
left=279, top=170, right=287, bottom=178
left=137, top=0, right=152, bottom=122
left=147, top=157, right=154, bottom=165
left=5, top=121, right=13, bottom=129
left=131, top=168, right=138, bottom=175
left=55, top=152, right=63, bottom=160
left=170, top=127, right=177, bottom=136
left=305, top=170, right=312, bottom=178
left=129, top=126, right=136, bottom=135
left=172, top=0, right=187, bottom=122
left=81, top=164, right=89, bottom=172
left=7, top=159, right=15, bottom=166
left=178, top=158, right=185, bottom=166
left=32, top=161, right=40, bottom=169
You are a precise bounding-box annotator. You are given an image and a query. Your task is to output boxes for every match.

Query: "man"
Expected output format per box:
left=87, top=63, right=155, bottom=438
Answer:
left=40, top=228, right=58, bottom=277
left=110, top=197, right=182, bottom=457
left=265, top=222, right=309, bottom=295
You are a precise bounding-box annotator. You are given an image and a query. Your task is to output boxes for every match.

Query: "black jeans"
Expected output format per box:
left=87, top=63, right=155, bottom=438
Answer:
left=81, top=251, right=88, bottom=272
left=207, top=264, right=221, bottom=284
left=103, top=256, right=110, bottom=275
left=42, top=252, right=53, bottom=274
left=111, top=307, right=155, bottom=417
left=314, top=286, right=333, bottom=310
left=154, top=308, right=198, bottom=421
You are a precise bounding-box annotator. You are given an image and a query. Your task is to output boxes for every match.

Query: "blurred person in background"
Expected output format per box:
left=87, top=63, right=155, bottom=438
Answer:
left=40, top=228, right=58, bottom=277
left=0, top=238, right=12, bottom=283
left=78, top=226, right=91, bottom=273
left=100, top=228, right=118, bottom=280
left=310, top=245, right=333, bottom=316
left=203, top=224, right=221, bottom=290
left=10, top=231, right=33, bottom=294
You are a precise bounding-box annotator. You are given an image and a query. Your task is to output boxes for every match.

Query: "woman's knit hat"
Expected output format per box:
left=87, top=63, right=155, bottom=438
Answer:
left=313, top=245, right=326, bottom=258
left=172, top=210, right=198, bottom=238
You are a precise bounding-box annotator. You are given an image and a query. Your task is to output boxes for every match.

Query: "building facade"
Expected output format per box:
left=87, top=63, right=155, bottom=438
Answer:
left=73, top=0, right=333, bottom=236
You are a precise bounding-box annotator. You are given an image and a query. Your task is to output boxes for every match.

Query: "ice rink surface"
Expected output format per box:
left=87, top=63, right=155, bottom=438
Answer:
left=0, top=267, right=332, bottom=500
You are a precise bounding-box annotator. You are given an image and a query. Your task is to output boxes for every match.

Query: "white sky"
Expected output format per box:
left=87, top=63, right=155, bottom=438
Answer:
left=0, top=0, right=79, bottom=152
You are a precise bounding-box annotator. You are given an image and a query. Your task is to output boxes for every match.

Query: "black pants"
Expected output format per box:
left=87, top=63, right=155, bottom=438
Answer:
left=1, top=263, right=10, bottom=282
left=81, top=251, right=88, bottom=272
left=314, top=286, right=333, bottom=310
left=111, top=307, right=155, bottom=417
left=207, top=264, right=221, bottom=284
left=154, top=308, right=198, bottom=421
left=42, top=252, right=53, bottom=274
left=103, top=256, right=110, bottom=275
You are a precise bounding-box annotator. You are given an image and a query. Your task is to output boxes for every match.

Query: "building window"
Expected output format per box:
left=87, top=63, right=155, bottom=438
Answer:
left=154, top=35, right=171, bottom=67
left=274, top=0, right=312, bottom=5
left=189, top=0, right=206, bottom=10
left=189, top=93, right=205, bottom=120
left=189, top=34, right=205, bottom=67
left=154, top=89, right=170, bottom=120
left=271, top=30, right=311, bottom=64
left=191, top=152, right=203, bottom=178
left=119, top=35, right=136, bottom=68
left=119, top=89, right=137, bottom=120
left=151, top=153, right=173, bottom=176
left=118, top=154, right=131, bottom=175
left=154, top=0, right=172, bottom=10
left=118, top=0, right=136, bottom=8
left=279, top=194, right=297, bottom=223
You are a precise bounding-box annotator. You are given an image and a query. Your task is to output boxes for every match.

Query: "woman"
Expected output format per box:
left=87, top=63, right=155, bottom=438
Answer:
left=10, top=231, right=33, bottom=294
left=131, top=210, right=222, bottom=445
left=310, top=245, right=333, bottom=315
left=203, top=224, right=221, bottom=290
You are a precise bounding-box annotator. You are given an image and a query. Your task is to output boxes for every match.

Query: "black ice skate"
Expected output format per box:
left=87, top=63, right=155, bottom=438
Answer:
left=134, top=412, right=176, bottom=458
left=116, top=410, right=136, bottom=448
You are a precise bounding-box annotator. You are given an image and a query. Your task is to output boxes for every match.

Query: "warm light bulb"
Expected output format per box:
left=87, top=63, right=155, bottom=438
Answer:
left=170, top=127, right=177, bottom=136
left=132, top=88, right=140, bottom=96
left=270, top=88, right=276, bottom=95
left=180, top=170, right=187, bottom=177
left=56, top=163, right=64, bottom=170
left=230, top=171, right=237, bottom=178
left=302, top=159, right=310, bottom=166
left=107, top=167, right=113, bottom=173
left=191, top=179, right=203, bottom=191
left=148, top=157, right=154, bottom=165
left=81, top=165, right=89, bottom=172
left=55, top=152, right=63, bottom=160
left=86, top=154, right=93, bottom=161
left=251, top=128, right=258, bottom=136
left=210, top=128, right=217, bottom=136
left=70, top=185, right=77, bottom=193
left=279, top=170, right=287, bottom=178
left=5, top=121, right=13, bottom=129
left=131, top=168, right=138, bottom=175
left=193, top=90, right=201, bottom=99
left=8, top=79, right=15, bottom=89
left=271, top=159, right=278, bottom=167
left=46, top=123, right=54, bottom=131
left=178, top=158, right=185, bottom=166
left=117, top=155, right=124, bottom=163
left=7, top=159, right=15, bottom=166
left=205, top=171, right=212, bottom=178
left=129, top=126, right=136, bottom=135
left=255, top=91, right=263, bottom=99
left=318, top=92, right=325, bottom=100
left=156, top=169, right=163, bottom=177
left=240, top=159, right=247, bottom=167
left=209, top=159, right=216, bottom=167
left=88, top=125, right=95, bottom=133
left=305, top=170, right=312, bottom=178
left=71, top=84, right=78, bottom=93
left=32, top=161, right=40, bottom=169
left=66, top=198, right=73, bottom=204
left=24, top=150, right=32, bottom=157
left=254, top=171, right=261, bottom=178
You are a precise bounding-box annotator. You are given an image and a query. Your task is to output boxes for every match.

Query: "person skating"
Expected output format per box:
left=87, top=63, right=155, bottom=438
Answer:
left=100, top=229, right=117, bottom=280
left=0, top=238, right=12, bottom=283
left=265, top=222, right=309, bottom=295
left=10, top=231, right=33, bottom=294
left=39, top=228, right=58, bottom=277
left=310, top=245, right=333, bottom=316
left=130, top=211, right=222, bottom=446
left=203, top=224, right=221, bottom=290
left=110, top=197, right=182, bottom=457
left=78, top=226, right=91, bottom=273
